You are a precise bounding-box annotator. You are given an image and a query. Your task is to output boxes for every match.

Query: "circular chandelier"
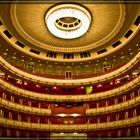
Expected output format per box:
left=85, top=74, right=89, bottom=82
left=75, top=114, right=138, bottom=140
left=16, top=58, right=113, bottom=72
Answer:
left=45, top=4, right=92, bottom=39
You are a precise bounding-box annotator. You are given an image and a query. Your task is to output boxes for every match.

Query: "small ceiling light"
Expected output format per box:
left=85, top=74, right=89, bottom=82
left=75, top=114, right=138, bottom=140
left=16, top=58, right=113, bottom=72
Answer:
left=98, top=84, right=102, bottom=87
left=59, top=114, right=66, bottom=117
left=110, top=82, right=113, bottom=85
left=74, top=132, right=77, bottom=135
left=116, top=80, right=120, bottom=84
left=72, top=113, right=80, bottom=117
left=36, top=84, right=40, bottom=88
left=60, top=133, right=64, bottom=135
left=24, top=82, right=28, bottom=85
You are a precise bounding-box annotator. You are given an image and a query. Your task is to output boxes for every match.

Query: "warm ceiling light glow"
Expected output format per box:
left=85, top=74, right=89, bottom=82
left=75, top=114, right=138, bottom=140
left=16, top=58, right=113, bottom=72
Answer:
left=53, top=86, right=57, bottom=89
left=116, top=80, right=120, bottom=84
left=45, top=4, right=91, bottom=39
left=110, top=82, right=113, bottom=85
left=36, top=84, right=40, bottom=87
left=71, top=113, right=80, bottom=117
left=59, top=114, right=66, bottom=117
left=24, top=82, right=27, bottom=85
left=126, top=75, right=130, bottom=78
left=98, top=84, right=102, bottom=87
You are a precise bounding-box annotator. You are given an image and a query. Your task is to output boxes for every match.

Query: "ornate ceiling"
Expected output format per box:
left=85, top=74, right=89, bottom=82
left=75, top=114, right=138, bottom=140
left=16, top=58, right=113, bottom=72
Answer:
left=0, top=1, right=139, bottom=86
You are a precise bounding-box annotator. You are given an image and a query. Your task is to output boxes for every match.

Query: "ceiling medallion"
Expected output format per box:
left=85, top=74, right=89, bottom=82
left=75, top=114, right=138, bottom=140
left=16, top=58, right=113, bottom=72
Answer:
left=45, top=4, right=92, bottom=39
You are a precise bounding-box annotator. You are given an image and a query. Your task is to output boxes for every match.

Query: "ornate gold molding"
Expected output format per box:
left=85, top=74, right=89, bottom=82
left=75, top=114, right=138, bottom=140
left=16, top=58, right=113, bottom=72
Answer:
left=0, top=73, right=140, bottom=102
left=0, top=116, right=139, bottom=131
left=86, top=95, right=140, bottom=115
left=0, top=97, right=51, bottom=116
left=0, top=49, right=140, bottom=86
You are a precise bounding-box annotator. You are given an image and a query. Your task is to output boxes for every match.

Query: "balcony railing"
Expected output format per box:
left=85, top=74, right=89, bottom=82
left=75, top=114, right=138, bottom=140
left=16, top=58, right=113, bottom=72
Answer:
left=0, top=74, right=140, bottom=102
left=0, top=116, right=140, bottom=131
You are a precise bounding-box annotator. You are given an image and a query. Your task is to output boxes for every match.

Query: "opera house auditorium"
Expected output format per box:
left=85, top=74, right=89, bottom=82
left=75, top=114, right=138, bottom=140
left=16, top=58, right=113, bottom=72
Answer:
left=0, top=0, right=140, bottom=139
